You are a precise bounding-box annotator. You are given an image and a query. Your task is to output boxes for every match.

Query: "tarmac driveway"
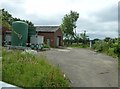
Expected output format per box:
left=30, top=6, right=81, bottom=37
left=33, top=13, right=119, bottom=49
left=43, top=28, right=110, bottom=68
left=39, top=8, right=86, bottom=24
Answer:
left=41, top=48, right=118, bottom=87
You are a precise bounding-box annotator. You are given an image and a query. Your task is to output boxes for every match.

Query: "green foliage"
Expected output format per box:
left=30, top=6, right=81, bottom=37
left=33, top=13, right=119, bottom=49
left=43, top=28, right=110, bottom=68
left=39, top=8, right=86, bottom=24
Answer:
left=13, top=17, right=34, bottom=27
left=107, top=48, right=117, bottom=57
left=92, top=38, right=118, bottom=58
left=1, top=9, right=35, bottom=30
left=93, top=41, right=109, bottom=52
left=69, top=31, right=90, bottom=47
left=73, top=34, right=82, bottom=44
left=2, top=48, right=69, bottom=87
left=61, top=10, right=79, bottom=45
left=1, top=9, right=13, bottom=25
left=80, top=31, right=89, bottom=45
left=0, top=9, right=12, bottom=29
left=1, top=20, right=12, bottom=30
left=104, top=37, right=111, bottom=42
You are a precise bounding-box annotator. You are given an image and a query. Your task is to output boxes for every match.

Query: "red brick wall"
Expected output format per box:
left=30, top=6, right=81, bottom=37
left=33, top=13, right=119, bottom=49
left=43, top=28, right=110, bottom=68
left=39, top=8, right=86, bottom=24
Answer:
left=2, top=26, right=11, bottom=45
left=54, top=28, right=63, bottom=46
left=38, top=28, right=63, bottom=47
left=38, top=32, right=55, bottom=47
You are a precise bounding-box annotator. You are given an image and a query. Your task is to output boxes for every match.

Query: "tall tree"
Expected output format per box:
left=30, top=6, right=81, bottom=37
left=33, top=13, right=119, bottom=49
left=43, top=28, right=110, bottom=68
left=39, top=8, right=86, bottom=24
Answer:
left=61, top=11, right=79, bottom=45
left=104, top=37, right=111, bottom=42
left=0, top=9, right=12, bottom=29
left=1, top=9, right=35, bottom=30
left=74, top=33, right=82, bottom=44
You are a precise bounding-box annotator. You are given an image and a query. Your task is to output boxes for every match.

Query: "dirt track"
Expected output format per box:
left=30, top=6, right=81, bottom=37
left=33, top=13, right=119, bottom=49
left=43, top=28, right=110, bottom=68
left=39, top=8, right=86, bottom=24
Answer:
left=41, top=48, right=118, bottom=87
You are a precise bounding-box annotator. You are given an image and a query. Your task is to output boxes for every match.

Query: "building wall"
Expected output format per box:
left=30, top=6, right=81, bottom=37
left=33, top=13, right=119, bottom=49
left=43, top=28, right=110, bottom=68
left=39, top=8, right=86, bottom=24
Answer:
left=38, top=32, right=55, bottom=47
left=53, top=28, right=63, bottom=47
left=38, top=28, right=63, bottom=47
left=2, top=26, right=11, bottom=45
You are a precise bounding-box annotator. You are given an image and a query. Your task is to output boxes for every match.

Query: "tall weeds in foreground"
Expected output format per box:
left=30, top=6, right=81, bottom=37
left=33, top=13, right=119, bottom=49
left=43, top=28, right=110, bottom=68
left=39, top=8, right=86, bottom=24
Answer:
left=2, top=48, right=69, bottom=87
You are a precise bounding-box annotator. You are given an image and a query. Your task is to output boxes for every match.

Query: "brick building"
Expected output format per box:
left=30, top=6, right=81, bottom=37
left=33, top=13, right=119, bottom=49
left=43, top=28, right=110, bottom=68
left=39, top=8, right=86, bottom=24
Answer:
left=2, top=26, right=11, bottom=45
left=36, top=26, right=63, bottom=47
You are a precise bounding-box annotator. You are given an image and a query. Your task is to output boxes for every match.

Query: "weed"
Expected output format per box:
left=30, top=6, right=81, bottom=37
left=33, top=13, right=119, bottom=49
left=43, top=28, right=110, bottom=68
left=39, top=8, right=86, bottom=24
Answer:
left=2, top=48, right=69, bottom=87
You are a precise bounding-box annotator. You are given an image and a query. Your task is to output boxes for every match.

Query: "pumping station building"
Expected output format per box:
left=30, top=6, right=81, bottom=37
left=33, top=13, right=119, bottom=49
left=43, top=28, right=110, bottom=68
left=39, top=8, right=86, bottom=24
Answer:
left=36, top=26, right=63, bottom=47
left=2, top=21, right=63, bottom=49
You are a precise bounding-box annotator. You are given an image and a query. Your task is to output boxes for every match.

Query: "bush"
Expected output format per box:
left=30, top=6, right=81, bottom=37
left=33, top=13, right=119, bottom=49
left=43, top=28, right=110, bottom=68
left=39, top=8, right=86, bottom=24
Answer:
left=2, top=48, right=69, bottom=87
left=92, top=41, right=104, bottom=52
left=114, top=43, right=120, bottom=57
left=107, top=48, right=117, bottom=58
left=92, top=41, right=118, bottom=58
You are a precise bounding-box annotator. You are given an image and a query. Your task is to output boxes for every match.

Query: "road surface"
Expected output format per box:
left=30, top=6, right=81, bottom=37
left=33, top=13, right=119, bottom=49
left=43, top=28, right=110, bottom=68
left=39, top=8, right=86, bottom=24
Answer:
left=40, top=48, right=118, bottom=87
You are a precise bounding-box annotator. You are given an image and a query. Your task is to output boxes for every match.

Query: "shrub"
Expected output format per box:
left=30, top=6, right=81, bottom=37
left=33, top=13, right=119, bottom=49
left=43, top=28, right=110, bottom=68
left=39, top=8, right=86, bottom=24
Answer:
left=107, top=48, right=116, bottom=58
left=92, top=40, right=118, bottom=58
left=92, top=41, right=104, bottom=52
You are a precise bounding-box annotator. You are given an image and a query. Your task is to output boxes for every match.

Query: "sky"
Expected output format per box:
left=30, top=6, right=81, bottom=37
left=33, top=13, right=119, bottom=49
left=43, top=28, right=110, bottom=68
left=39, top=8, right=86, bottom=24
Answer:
left=0, top=0, right=119, bottom=40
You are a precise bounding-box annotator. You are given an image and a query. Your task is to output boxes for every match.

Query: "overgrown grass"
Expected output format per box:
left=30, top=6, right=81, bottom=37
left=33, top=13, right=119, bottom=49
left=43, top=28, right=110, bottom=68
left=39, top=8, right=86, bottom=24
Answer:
left=92, top=41, right=118, bottom=58
left=69, top=42, right=118, bottom=58
left=2, top=48, right=69, bottom=87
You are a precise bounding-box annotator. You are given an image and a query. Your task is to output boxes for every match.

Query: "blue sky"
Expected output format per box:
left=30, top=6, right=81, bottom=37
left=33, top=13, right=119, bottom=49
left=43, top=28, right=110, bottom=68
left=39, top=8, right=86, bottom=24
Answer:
left=0, top=0, right=119, bottom=39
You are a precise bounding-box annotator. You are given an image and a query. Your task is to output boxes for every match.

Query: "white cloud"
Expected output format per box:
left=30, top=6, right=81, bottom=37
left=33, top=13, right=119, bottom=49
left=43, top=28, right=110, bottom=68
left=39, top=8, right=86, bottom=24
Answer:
left=0, top=0, right=119, bottom=39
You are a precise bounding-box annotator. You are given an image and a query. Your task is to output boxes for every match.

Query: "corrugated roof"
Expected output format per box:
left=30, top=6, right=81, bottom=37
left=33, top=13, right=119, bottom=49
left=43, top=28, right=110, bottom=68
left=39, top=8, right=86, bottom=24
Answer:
left=35, top=26, right=60, bottom=32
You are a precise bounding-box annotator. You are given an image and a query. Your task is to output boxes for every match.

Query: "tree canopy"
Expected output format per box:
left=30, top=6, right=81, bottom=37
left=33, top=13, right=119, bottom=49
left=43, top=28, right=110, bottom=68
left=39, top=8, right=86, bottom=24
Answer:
left=1, top=9, right=34, bottom=30
left=61, top=11, right=79, bottom=40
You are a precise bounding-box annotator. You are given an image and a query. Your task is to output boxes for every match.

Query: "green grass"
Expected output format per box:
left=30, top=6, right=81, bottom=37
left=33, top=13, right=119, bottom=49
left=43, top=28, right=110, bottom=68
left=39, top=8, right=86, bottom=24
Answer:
left=70, top=42, right=118, bottom=58
left=2, top=48, right=70, bottom=87
left=0, top=60, right=1, bottom=81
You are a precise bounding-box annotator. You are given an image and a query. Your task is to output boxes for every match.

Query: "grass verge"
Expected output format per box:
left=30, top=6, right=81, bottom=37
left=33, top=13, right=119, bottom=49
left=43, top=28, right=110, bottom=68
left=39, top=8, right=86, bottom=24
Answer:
left=2, top=48, right=70, bottom=87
